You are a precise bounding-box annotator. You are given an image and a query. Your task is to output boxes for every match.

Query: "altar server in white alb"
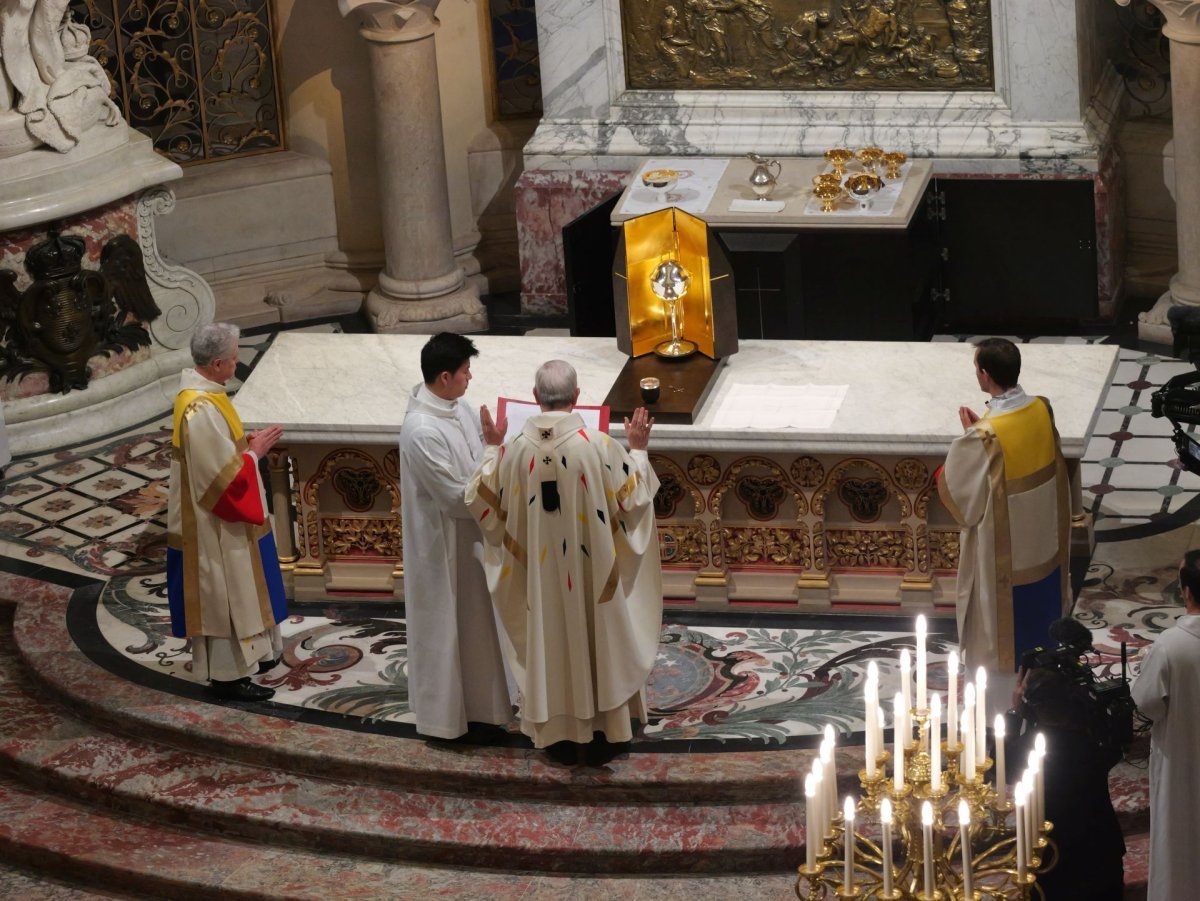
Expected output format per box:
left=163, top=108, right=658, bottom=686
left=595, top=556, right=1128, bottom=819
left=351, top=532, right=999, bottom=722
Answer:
left=467, top=360, right=662, bottom=766
left=399, top=333, right=512, bottom=741
left=937, top=338, right=1071, bottom=701
left=167, top=322, right=288, bottom=702
left=1131, top=550, right=1200, bottom=901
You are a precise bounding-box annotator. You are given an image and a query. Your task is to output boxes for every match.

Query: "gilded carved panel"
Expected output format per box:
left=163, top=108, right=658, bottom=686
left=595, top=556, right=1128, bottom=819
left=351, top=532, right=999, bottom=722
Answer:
left=620, top=0, right=994, bottom=91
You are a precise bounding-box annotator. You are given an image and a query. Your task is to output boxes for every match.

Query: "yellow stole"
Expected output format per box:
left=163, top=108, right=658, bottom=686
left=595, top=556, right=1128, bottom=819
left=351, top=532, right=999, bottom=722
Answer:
left=983, top=398, right=1056, bottom=482
left=173, top=389, right=244, bottom=448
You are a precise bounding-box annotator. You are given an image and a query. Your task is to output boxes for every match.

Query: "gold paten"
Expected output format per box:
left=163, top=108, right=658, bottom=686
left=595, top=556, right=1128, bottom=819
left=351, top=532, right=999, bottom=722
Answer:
left=620, top=0, right=994, bottom=92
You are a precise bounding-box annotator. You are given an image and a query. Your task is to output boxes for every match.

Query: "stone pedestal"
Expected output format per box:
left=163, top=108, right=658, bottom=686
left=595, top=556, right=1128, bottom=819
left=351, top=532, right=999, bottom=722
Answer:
left=340, top=0, right=486, bottom=334
left=1128, top=1, right=1200, bottom=343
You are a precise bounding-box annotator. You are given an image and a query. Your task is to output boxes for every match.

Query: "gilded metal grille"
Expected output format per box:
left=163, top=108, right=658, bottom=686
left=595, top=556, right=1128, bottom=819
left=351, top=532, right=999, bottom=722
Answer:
left=69, top=0, right=284, bottom=164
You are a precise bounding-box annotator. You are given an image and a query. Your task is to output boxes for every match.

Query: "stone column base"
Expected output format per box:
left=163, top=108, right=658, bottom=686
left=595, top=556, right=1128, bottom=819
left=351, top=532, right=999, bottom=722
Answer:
left=1137, top=274, right=1200, bottom=345
left=365, top=281, right=488, bottom=334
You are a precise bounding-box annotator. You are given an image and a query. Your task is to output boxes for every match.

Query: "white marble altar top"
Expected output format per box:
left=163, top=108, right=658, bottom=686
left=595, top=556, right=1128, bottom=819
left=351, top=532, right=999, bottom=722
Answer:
left=236, top=334, right=1117, bottom=457
left=610, top=158, right=934, bottom=230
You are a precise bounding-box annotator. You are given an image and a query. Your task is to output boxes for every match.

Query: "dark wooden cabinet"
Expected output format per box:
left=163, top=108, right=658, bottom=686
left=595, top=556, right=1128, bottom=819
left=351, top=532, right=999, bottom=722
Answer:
left=563, top=176, right=1098, bottom=341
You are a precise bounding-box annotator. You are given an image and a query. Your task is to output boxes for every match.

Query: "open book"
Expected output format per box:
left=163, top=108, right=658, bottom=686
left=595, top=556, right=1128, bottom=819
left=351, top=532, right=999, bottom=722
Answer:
left=496, top=397, right=611, bottom=435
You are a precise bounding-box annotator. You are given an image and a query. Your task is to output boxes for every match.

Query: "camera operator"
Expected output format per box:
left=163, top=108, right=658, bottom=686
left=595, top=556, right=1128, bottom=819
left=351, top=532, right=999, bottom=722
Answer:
left=1131, top=551, right=1200, bottom=901
left=1004, top=619, right=1125, bottom=900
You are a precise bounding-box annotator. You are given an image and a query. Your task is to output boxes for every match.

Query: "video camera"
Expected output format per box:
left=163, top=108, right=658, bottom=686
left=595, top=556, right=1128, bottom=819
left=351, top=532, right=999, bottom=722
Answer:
left=1151, top=370, right=1200, bottom=476
left=1018, top=618, right=1136, bottom=754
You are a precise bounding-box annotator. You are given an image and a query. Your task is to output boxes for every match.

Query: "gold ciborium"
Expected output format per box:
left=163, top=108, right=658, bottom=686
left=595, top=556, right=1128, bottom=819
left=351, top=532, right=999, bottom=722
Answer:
left=641, top=168, right=679, bottom=204
left=813, top=181, right=846, bottom=213
left=824, top=148, right=854, bottom=176
left=882, top=151, right=907, bottom=180
left=856, top=147, right=884, bottom=172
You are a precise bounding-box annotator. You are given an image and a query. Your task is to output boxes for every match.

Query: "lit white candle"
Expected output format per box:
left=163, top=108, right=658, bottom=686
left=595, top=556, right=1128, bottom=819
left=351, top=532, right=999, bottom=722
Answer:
left=1034, top=733, right=1047, bottom=829
left=975, top=666, right=988, bottom=766
left=880, top=798, right=894, bottom=898
left=930, top=692, right=942, bottom=791
left=825, top=724, right=838, bottom=789
left=893, top=692, right=906, bottom=791
left=813, top=759, right=825, bottom=843
left=843, top=795, right=856, bottom=890
left=922, top=801, right=935, bottom=898
left=866, top=664, right=878, bottom=778
left=962, top=686, right=976, bottom=780
left=1015, top=782, right=1028, bottom=883
left=900, top=650, right=912, bottom=724
left=805, top=774, right=817, bottom=870
left=994, top=713, right=1007, bottom=799
left=821, top=740, right=836, bottom=835
left=1027, top=750, right=1039, bottom=844
left=916, top=615, right=928, bottom=711
left=958, top=799, right=974, bottom=899
left=947, top=650, right=959, bottom=747
left=877, top=704, right=886, bottom=768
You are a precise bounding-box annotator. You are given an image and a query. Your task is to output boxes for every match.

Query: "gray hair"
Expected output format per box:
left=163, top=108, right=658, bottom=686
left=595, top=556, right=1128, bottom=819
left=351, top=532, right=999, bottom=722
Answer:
left=190, top=322, right=240, bottom=367
left=535, top=359, right=578, bottom=410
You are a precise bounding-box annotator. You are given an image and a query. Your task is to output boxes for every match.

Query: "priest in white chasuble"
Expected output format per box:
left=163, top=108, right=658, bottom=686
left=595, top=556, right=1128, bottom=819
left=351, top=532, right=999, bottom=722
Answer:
left=167, top=323, right=288, bottom=702
left=937, top=338, right=1071, bottom=701
left=466, top=360, right=662, bottom=766
left=399, top=333, right=512, bottom=742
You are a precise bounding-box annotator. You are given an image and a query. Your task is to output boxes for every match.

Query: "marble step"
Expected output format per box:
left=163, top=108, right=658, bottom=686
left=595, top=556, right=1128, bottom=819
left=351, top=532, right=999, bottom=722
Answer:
left=0, top=620, right=804, bottom=875
left=13, top=589, right=811, bottom=805
left=0, top=771, right=801, bottom=900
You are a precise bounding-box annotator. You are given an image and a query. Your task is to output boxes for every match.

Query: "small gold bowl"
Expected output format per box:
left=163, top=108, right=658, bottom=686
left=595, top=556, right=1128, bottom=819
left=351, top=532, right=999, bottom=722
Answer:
left=856, top=147, right=884, bottom=171
left=882, top=151, right=907, bottom=180
left=824, top=148, right=854, bottom=174
left=844, top=173, right=882, bottom=196
left=641, top=168, right=679, bottom=190
left=813, top=181, right=845, bottom=212
left=812, top=172, right=842, bottom=189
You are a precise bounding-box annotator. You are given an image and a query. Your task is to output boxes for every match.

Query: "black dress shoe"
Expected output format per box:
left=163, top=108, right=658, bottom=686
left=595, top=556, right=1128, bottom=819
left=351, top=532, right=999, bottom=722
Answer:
left=256, top=656, right=281, bottom=675
left=208, top=678, right=275, bottom=702
left=544, top=740, right=580, bottom=766
left=584, top=737, right=630, bottom=768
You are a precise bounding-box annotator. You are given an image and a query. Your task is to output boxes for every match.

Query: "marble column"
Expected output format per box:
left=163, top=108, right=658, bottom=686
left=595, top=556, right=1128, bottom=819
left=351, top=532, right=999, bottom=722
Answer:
left=1120, top=0, right=1200, bottom=343
left=339, top=0, right=486, bottom=333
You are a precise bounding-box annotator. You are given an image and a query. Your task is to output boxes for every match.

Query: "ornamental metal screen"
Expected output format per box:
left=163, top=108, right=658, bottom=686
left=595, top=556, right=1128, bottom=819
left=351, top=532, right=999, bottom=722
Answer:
left=69, top=0, right=284, bottom=165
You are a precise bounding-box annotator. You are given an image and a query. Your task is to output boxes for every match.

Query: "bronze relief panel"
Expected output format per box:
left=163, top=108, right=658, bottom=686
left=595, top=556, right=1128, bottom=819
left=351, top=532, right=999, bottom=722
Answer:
left=620, top=0, right=993, bottom=91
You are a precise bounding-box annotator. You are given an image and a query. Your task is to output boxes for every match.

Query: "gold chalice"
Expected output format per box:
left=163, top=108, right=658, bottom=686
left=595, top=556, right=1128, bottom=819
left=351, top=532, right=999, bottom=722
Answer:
left=812, top=181, right=845, bottom=213
left=844, top=173, right=882, bottom=197
left=856, top=147, right=884, bottom=172
left=824, top=148, right=853, bottom=176
left=812, top=172, right=842, bottom=190
left=882, top=151, right=907, bottom=180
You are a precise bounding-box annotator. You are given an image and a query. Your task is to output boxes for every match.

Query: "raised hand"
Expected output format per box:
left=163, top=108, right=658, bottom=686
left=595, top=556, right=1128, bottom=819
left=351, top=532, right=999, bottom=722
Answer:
left=248, top=424, right=284, bottom=457
left=623, top=406, right=654, bottom=451
left=958, top=406, right=980, bottom=430
left=481, top=404, right=508, bottom=446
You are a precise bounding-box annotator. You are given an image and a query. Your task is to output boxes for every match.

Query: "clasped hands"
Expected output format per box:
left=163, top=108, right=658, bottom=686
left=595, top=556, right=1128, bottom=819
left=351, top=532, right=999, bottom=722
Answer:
left=248, top=424, right=284, bottom=457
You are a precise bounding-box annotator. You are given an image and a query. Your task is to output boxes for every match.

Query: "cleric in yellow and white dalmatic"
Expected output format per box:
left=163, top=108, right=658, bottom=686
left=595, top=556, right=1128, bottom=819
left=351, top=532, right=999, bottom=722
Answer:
left=937, top=338, right=1071, bottom=693
left=167, top=323, right=288, bottom=702
left=466, top=360, right=662, bottom=765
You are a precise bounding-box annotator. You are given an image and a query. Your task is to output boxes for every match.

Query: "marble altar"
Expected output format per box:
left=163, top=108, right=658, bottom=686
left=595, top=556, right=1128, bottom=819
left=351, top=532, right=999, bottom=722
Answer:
left=237, top=334, right=1117, bottom=608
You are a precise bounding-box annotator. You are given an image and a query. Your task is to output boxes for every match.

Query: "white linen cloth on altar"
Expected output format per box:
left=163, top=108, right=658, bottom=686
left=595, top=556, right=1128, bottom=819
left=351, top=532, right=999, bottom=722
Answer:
left=711, top=383, right=848, bottom=430
left=618, top=158, right=730, bottom=217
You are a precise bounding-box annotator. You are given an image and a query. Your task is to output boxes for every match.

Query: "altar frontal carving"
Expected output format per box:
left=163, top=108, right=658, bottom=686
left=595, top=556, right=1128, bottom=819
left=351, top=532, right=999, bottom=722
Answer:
left=0, top=231, right=161, bottom=394
left=621, top=0, right=993, bottom=91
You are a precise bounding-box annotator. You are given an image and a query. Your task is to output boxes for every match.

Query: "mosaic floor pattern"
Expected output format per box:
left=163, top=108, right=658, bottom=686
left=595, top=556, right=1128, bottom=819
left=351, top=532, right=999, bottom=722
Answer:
left=0, top=326, right=1196, bottom=755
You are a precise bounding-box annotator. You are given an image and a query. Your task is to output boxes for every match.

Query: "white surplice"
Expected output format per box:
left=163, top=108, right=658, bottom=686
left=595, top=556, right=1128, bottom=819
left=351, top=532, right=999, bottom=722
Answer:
left=1131, top=614, right=1200, bottom=901
left=399, top=384, right=511, bottom=739
left=466, top=411, right=663, bottom=747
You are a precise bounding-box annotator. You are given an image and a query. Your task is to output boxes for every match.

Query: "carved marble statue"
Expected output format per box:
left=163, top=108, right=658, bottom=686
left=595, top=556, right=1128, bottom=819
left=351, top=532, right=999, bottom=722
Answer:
left=0, top=0, right=120, bottom=157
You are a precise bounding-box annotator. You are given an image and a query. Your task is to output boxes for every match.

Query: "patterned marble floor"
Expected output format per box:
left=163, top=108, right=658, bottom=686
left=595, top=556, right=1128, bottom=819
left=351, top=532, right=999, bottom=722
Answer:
left=0, top=324, right=1195, bottom=753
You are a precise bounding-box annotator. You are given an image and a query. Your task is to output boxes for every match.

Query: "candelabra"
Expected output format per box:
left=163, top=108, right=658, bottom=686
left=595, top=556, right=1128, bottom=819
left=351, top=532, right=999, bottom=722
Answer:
left=796, top=706, right=1056, bottom=900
